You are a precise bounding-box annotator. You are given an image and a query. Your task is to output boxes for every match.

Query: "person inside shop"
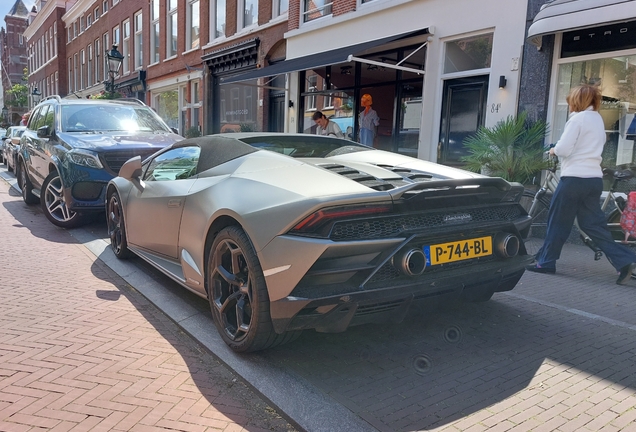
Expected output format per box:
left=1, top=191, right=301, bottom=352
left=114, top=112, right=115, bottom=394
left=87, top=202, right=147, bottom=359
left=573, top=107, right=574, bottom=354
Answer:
left=312, top=111, right=344, bottom=138
left=359, top=93, right=380, bottom=146
left=526, top=84, right=636, bottom=285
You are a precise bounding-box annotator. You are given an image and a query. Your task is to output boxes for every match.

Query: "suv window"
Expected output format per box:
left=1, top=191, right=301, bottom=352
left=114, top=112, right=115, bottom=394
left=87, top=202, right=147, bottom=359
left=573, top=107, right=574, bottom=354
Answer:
left=42, top=105, right=55, bottom=129
left=61, top=104, right=171, bottom=133
left=32, top=105, right=50, bottom=130
left=28, top=106, right=44, bottom=130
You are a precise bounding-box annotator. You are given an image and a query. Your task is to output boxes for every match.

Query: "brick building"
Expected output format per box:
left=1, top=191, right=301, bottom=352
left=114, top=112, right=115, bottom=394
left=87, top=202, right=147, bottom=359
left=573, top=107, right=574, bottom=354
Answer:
left=20, top=0, right=289, bottom=137
left=1, top=0, right=29, bottom=125
left=23, top=0, right=67, bottom=110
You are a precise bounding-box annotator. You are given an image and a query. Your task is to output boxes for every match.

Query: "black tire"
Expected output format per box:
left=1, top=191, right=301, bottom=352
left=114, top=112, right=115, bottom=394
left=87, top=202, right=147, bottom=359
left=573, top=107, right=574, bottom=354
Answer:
left=207, top=226, right=301, bottom=353
left=19, top=161, right=39, bottom=205
left=519, top=189, right=551, bottom=256
left=107, top=189, right=133, bottom=259
left=41, top=171, right=84, bottom=228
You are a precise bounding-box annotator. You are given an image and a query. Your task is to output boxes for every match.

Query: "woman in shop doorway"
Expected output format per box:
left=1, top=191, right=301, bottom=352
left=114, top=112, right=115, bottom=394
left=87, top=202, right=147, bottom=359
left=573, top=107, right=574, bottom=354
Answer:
left=359, top=94, right=380, bottom=146
left=526, top=84, right=636, bottom=285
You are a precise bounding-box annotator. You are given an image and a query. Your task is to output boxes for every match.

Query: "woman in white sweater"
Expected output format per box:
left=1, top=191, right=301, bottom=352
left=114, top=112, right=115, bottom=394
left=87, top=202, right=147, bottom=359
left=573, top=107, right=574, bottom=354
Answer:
left=526, top=84, right=636, bottom=285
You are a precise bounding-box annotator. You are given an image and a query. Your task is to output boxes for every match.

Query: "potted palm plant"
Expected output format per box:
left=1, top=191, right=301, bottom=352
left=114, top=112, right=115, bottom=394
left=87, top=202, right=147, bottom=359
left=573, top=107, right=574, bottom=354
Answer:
left=460, top=112, right=550, bottom=185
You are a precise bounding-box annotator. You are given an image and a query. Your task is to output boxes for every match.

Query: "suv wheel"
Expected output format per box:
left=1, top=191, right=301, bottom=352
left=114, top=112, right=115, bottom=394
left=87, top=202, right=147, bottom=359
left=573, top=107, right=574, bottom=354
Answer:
left=19, top=162, right=39, bottom=205
left=41, top=171, right=84, bottom=228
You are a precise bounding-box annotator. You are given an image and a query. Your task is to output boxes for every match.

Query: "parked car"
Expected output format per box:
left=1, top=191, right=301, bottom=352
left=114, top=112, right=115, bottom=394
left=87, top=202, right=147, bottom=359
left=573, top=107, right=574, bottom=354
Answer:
left=18, top=96, right=183, bottom=228
left=106, top=133, right=534, bottom=352
left=0, top=127, right=9, bottom=164
left=2, top=126, right=26, bottom=172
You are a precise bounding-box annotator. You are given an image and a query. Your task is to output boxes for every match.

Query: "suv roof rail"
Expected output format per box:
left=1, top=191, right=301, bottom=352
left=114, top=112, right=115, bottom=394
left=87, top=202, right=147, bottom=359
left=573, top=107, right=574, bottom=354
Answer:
left=42, top=95, right=63, bottom=103
left=112, top=97, right=146, bottom=106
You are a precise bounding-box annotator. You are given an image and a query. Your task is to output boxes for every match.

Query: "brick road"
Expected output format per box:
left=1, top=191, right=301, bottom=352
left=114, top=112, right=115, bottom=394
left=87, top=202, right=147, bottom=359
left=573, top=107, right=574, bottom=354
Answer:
left=0, top=179, right=297, bottom=431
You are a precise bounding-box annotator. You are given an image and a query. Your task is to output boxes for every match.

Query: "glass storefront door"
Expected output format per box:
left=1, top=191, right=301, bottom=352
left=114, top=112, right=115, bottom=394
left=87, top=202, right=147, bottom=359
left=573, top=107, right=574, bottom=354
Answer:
left=554, top=54, right=636, bottom=169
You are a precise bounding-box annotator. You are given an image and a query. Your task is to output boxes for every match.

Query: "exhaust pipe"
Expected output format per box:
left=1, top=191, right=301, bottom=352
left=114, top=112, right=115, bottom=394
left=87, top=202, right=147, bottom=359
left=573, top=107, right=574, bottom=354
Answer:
left=494, top=232, right=520, bottom=258
left=393, top=248, right=427, bottom=276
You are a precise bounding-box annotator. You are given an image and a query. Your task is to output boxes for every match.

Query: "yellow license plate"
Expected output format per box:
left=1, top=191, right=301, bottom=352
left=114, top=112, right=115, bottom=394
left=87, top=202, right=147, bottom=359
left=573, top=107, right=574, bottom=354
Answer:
left=424, top=236, right=492, bottom=265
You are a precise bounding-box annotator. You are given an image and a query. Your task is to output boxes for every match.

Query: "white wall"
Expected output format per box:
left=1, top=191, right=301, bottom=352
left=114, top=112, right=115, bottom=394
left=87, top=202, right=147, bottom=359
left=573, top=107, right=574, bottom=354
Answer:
left=285, top=0, right=528, bottom=161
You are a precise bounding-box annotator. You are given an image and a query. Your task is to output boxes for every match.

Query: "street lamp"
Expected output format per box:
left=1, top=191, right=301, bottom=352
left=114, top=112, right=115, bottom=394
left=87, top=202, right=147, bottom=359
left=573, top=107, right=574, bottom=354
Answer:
left=105, top=44, right=124, bottom=98
left=32, top=87, right=42, bottom=105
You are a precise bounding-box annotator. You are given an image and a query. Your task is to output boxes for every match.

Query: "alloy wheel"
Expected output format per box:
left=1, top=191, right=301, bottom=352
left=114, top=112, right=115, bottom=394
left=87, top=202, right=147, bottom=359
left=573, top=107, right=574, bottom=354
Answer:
left=43, top=173, right=77, bottom=223
left=211, top=238, right=253, bottom=342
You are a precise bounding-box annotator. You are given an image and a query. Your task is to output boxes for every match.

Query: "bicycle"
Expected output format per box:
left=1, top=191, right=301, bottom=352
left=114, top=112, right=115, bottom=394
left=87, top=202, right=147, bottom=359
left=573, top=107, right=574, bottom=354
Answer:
left=519, top=153, right=636, bottom=259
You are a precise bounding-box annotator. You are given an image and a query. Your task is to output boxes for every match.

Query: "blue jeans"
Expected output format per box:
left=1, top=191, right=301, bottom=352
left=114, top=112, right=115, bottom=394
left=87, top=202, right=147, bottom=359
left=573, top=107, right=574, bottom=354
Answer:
left=536, top=176, right=636, bottom=271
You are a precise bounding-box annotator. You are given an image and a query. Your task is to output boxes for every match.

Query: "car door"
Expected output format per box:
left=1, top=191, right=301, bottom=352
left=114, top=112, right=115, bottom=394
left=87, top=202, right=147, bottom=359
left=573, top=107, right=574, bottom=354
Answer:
left=125, top=145, right=201, bottom=259
left=22, top=105, right=50, bottom=188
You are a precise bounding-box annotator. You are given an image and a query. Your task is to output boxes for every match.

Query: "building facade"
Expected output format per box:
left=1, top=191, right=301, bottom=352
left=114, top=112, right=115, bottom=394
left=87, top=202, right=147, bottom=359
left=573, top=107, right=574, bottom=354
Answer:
left=221, top=0, right=530, bottom=165
left=18, top=0, right=636, bottom=172
left=23, top=0, right=68, bottom=109
left=525, top=0, right=636, bottom=172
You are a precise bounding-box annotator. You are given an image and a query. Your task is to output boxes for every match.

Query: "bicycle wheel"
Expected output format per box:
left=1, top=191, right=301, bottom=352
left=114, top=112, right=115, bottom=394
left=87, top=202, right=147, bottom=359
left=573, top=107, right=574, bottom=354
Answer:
left=519, top=189, right=551, bottom=257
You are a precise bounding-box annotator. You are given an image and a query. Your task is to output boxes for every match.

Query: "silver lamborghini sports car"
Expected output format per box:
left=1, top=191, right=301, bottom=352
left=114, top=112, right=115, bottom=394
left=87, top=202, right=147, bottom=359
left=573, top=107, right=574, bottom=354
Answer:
left=106, top=133, right=534, bottom=352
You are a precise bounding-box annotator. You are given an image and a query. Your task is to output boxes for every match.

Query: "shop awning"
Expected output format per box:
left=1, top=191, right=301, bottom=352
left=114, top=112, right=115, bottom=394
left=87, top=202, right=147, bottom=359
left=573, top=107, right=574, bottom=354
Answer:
left=527, top=0, right=636, bottom=42
left=219, top=28, right=430, bottom=85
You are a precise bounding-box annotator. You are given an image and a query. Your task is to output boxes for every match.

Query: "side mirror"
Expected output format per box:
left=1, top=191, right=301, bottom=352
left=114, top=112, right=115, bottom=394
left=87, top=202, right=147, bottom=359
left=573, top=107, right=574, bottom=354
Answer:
left=37, top=125, right=50, bottom=138
left=119, top=155, right=143, bottom=180
left=170, top=127, right=179, bottom=134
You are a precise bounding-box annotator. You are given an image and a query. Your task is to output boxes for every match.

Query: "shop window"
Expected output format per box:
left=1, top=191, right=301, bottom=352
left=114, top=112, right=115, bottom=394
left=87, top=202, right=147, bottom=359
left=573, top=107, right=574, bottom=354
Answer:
left=187, top=0, right=200, bottom=50
left=443, top=33, right=493, bottom=74
left=306, top=74, right=317, bottom=110
left=219, top=80, right=259, bottom=133
left=210, top=0, right=226, bottom=39
left=553, top=55, right=636, bottom=169
left=156, top=90, right=179, bottom=131
left=303, top=0, right=332, bottom=22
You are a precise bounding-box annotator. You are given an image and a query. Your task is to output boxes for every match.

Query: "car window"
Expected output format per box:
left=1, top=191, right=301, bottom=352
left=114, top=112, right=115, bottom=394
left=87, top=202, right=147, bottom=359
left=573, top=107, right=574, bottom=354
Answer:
left=143, top=146, right=201, bottom=182
left=42, top=105, right=55, bottom=129
left=61, top=104, right=172, bottom=133
left=27, top=107, right=43, bottom=130
left=32, top=105, right=50, bottom=130
left=240, top=135, right=373, bottom=158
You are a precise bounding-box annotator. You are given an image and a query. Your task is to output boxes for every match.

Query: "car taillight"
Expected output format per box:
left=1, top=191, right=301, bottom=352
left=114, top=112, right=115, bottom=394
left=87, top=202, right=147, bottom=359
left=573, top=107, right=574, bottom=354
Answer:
left=290, top=203, right=392, bottom=236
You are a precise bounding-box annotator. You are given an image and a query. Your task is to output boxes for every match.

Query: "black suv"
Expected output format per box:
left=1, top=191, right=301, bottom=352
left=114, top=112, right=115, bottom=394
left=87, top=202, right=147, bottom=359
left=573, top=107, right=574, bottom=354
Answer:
left=18, top=96, right=183, bottom=228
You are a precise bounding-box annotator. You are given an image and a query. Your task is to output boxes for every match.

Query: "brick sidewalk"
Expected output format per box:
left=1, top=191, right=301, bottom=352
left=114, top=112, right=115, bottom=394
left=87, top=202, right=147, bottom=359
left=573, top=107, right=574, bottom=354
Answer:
left=0, top=180, right=297, bottom=430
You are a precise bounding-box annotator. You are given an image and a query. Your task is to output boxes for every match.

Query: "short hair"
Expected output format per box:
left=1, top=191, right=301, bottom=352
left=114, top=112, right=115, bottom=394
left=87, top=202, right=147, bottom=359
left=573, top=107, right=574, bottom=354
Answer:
left=362, top=94, right=373, bottom=104
left=566, top=84, right=601, bottom=112
left=312, top=111, right=325, bottom=121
